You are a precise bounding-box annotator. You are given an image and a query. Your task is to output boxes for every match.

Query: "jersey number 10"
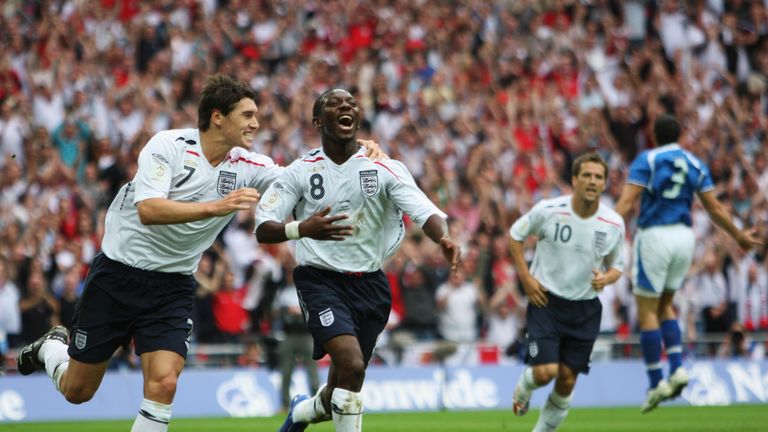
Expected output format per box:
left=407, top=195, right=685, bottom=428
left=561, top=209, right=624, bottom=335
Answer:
left=554, top=222, right=572, bottom=243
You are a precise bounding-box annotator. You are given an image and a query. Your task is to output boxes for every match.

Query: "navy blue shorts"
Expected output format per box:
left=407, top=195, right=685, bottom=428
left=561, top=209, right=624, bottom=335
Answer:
left=524, top=292, right=602, bottom=374
left=68, top=253, right=196, bottom=364
left=293, top=266, right=390, bottom=367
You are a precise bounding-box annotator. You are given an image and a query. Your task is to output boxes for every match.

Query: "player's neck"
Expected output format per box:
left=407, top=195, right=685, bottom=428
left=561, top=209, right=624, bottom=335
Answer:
left=571, top=195, right=598, bottom=218
left=322, top=137, right=358, bottom=165
left=199, top=130, right=231, bottom=166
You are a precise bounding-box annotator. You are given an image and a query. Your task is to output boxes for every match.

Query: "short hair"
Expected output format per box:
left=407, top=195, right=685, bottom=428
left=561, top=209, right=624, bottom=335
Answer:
left=571, top=151, right=608, bottom=178
left=654, top=114, right=681, bottom=145
left=197, top=75, right=257, bottom=131
left=312, top=88, right=346, bottom=120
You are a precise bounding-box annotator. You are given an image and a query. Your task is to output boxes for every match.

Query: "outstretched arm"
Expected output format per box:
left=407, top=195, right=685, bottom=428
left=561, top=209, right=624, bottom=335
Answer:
left=137, top=188, right=261, bottom=225
left=421, top=214, right=461, bottom=274
left=614, top=183, right=644, bottom=221
left=697, top=190, right=763, bottom=250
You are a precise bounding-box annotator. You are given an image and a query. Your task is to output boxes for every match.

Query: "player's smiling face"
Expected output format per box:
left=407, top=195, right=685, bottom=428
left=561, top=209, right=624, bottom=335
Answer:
left=572, top=161, right=606, bottom=202
left=318, top=89, right=360, bottom=141
left=221, top=97, right=259, bottom=148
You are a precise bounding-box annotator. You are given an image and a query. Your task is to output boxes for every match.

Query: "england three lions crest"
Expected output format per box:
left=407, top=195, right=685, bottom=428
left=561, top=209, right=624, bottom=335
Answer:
left=359, top=170, right=379, bottom=197
left=593, top=231, right=607, bottom=255
left=217, top=171, right=237, bottom=196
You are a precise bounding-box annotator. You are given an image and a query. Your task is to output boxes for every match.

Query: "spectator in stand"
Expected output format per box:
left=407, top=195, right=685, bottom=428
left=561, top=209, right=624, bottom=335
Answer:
left=19, top=268, right=60, bottom=344
left=212, top=270, right=249, bottom=343
left=0, top=257, right=21, bottom=373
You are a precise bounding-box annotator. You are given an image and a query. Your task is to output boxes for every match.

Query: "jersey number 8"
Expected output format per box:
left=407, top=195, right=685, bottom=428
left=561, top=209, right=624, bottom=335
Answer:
left=310, top=174, right=325, bottom=199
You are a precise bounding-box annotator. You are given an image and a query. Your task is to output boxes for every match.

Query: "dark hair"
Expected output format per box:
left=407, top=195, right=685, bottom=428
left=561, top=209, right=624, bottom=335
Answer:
left=312, top=88, right=338, bottom=120
left=654, top=114, right=681, bottom=145
left=197, top=75, right=257, bottom=131
left=571, top=151, right=608, bottom=178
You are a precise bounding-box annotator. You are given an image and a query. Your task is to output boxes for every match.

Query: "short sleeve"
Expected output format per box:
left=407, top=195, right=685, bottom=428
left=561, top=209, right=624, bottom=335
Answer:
left=627, top=152, right=651, bottom=188
left=509, top=202, right=547, bottom=242
left=133, top=133, right=178, bottom=204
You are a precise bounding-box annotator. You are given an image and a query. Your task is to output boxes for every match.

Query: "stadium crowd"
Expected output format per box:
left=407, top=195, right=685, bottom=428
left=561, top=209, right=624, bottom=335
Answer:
left=2, top=0, right=768, bottom=373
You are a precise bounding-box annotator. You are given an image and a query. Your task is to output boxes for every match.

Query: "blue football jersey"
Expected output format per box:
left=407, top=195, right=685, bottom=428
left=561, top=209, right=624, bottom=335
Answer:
left=627, top=144, right=714, bottom=228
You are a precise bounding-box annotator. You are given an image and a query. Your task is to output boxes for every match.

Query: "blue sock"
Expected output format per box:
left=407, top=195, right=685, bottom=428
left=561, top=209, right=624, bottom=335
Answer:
left=641, top=329, right=663, bottom=388
left=661, top=319, right=682, bottom=374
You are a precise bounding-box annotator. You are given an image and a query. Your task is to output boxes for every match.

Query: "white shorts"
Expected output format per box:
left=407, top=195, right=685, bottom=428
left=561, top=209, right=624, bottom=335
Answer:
left=632, top=224, right=695, bottom=298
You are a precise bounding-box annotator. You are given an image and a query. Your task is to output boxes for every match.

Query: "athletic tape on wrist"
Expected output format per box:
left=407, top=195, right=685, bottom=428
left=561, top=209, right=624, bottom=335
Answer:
left=285, top=221, right=301, bottom=240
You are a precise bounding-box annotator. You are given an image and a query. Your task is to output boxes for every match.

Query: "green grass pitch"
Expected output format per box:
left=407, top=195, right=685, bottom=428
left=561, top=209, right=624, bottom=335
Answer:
left=3, top=405, right=766, bottom=431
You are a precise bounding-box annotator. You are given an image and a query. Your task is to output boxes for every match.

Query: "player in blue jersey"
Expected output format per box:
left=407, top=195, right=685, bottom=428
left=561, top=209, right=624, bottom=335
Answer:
left=615, top=114, right=763, bottom=413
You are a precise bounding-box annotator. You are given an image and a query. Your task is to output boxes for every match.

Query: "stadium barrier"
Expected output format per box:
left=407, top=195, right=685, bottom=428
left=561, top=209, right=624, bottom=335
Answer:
left=1, top=359, right=766, bottom=422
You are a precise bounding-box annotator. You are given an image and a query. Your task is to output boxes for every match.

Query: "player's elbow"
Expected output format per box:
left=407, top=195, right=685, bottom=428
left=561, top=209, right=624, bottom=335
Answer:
left=136, top=201, right=161, bottom=225
left=255, top=224, right=276, bottom=243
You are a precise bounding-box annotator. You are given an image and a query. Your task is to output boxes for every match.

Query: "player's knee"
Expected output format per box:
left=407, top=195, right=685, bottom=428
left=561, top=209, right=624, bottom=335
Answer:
left=335, top=357, right=366, bottom=387
left=147, top=374, right=178, bottom=400
left=63, top=385, right=96, bottom=404
left=533, top=365, right=558, bottom=385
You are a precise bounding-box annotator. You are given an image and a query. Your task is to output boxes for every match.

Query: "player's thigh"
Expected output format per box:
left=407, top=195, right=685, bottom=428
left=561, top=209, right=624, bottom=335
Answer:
left=132, top=278, right=196, bottom=359
left=62, top=358, right=111, bottom=397
left=559, top=297, right=601, bottom=374
left=632, top=228, right=671, bottom=297
left=664, top=227, right=695, bottom=290
left=68, top=254, right=135, bottom=363
left=524, top=302, right=560, bottom=366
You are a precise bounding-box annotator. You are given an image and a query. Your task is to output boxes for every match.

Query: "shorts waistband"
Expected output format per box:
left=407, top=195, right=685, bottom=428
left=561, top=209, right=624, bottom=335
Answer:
left=299, top=265, right=382, bottom=279
left=99, top=253, right=194, bottom=281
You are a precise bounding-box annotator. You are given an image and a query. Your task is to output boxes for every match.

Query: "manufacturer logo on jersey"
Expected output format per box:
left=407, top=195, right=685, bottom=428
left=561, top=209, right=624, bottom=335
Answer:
left=528, top=341, right=538, bottom=358
left=319, top=308, right=334, bottom=327
left=359, top=170, right=379, bottom=197
left=217, top=171, right=237, bottom=196
left=152, top=153, right=170, bottom=164
left=74, top=329, right=87, bottom=350
left=593, top=231, right=607, bottom=255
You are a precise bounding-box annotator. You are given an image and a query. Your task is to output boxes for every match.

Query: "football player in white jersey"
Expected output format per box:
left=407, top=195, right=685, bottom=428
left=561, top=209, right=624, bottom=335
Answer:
left=256, top=88, right=461, bottom=432
left=509, top=152, right=625, bottom=432
left=16, top=76, right=384, bottom=432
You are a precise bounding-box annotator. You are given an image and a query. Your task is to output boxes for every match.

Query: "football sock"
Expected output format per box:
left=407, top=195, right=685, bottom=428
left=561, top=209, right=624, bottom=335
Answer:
left=641, top=329, right=663, bottom=388
left=331, top=388, right=363, bottom=432
left=294, top=384, right=329, bottom=423
left=533, top=390, right=572, bottom=432
left=39, top=340, right=70, bottom=392
left=131, top=399, right=172, bottom=432
left=517, top=366, right=541, bottom=396
left=661, top=319, right=683, bottom=374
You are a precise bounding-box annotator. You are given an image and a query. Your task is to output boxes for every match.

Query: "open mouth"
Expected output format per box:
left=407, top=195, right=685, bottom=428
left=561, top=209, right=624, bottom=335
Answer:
left=338, top=115, right=355, bottom=131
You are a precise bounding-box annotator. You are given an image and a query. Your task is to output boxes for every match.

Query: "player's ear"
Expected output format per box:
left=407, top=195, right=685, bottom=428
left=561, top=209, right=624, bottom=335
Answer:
left=312, top=117, right=322, bottom=129
left=212, top=110, right=223, bottom=128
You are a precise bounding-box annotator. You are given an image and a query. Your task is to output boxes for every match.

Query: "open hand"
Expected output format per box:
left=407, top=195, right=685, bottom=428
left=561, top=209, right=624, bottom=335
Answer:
left=522, top=274, right=548, bottom=307
left=300, top=206, right=354, bottom=241
left=358, top=139, right=388, bottom=161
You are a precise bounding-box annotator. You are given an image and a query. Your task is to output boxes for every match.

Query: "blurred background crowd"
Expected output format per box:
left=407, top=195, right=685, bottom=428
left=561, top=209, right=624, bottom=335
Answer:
left=2, top=0, right=768, bottom=380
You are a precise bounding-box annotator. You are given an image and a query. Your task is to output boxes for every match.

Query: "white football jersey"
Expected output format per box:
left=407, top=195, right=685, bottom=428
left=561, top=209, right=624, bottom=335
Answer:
left=509, top=195, right=625, bottom=300
left=102, top=128, right=283, bottom=274
left=256, top=147, right=445, bottom=273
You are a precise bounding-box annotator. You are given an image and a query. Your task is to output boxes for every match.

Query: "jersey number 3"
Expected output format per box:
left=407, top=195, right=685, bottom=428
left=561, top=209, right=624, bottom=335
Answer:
left=661, top=158, right=688, bottom=199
